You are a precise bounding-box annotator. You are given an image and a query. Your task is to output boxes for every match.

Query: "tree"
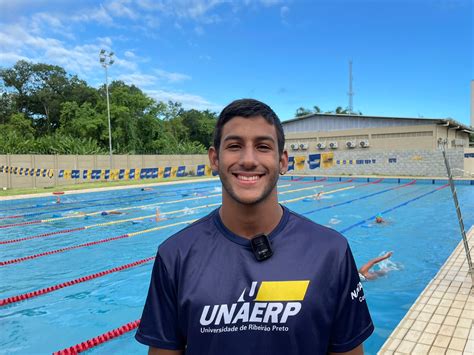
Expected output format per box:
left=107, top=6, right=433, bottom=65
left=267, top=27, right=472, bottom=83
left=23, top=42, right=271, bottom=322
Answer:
left=0, top=60, right=219, bottom=154
left=0, top=60, right=35, bottom=115
left=295, top=107, right=313, bottom=117
left=180, top=109, right=217, bottom=148
left=59, top=101, right=105, bottom=142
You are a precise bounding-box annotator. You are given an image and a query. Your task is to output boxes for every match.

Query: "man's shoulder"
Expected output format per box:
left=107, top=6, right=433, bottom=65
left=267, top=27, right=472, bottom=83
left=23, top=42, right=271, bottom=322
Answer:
left=158, top=209, right=217, bottom=256
left=286, top=208, right=348, bottom=248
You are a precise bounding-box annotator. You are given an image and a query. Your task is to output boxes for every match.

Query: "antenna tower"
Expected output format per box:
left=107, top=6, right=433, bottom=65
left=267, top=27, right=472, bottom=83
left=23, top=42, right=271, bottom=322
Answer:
left=348, top=60, right=354, bottom=114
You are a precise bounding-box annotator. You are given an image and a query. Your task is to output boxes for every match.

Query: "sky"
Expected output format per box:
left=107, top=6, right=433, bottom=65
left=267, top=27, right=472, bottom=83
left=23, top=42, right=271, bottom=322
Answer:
left=0, top=0, right=472, bottom=125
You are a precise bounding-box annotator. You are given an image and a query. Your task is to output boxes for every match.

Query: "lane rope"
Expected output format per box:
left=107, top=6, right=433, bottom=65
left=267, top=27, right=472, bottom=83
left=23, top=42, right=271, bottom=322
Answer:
left=0, top=219, right=196, bottom=266
left=53, top=319, right=141, bottom=354
left=0, top=180, right=356, bottom=244
left=0, top=183, right=361, bottom=263
left=0, top=184, right=216, bottom=214
left=0, top=181, right=324, bottom=230
left=302, top=179, right=415, bottom=216
left=0, top=257, right=155, bottom=306
left=338, top=183, right=449, bottom=233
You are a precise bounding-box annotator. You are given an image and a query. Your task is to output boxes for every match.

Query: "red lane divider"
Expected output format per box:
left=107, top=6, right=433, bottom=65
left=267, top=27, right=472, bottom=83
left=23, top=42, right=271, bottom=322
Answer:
left=436, top=183, right=449, bottom=190
left=300, top=177, right=328, bottom=184
left=0, top=227, right=86, bottom=245
left=393, top=179, right=416, bottom=189
left=0, top=219, right=42, bottom=229
left=0, top=215, right=23, bottom=220
left=0, top=233, right=132, bottom=266
left=0, top=257, right=155, bottom=307
left=53, top=319, right=141, bottom=354
left=356, top=178, right=384, bottom=187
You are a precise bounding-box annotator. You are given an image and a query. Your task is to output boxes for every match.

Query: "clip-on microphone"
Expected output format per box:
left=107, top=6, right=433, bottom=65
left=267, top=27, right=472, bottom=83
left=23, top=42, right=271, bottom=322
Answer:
left=250, top=234, right=273, bottom=262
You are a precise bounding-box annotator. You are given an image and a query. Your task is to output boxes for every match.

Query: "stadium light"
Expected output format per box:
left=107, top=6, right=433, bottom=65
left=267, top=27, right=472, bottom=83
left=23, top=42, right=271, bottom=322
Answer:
left=99, top=49, right=114, bottom=169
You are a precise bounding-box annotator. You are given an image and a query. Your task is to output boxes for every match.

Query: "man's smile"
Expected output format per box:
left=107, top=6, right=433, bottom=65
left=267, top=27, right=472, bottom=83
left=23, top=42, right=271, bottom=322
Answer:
left=232, top=172, right=265, bottom=184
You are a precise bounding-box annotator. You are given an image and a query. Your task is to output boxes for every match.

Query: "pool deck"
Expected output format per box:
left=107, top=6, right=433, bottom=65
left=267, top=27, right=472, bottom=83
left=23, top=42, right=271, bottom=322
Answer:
left=378, top=226, right=474, bottom=354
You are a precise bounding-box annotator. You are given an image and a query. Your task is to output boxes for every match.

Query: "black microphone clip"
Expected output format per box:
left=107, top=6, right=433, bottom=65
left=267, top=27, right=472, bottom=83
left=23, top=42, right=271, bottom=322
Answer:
left=250, top=234, right=273, bottom=262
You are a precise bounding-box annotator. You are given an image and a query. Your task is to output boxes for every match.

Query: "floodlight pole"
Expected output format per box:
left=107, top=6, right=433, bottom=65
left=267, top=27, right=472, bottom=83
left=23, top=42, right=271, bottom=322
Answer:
left=99, top=49, right=114, bottom=169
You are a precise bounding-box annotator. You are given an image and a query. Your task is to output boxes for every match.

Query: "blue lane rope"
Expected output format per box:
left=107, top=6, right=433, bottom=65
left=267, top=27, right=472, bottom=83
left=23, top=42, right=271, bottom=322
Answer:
left=0, top=185, right=216, bottom=213
left=302, top=181, right=416, bottom=217
left=338, top=184, right=448, bottom=234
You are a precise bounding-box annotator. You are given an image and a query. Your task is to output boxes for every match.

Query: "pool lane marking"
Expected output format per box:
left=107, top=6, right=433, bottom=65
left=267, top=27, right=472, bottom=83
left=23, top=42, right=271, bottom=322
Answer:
left=278, top=185, right=323, bottom=194
left=338, top=183, right=449, bottom=234
left=0, top=182, right=332, bottom=229
left=0, top=219, right=197, bottom=266
left=281, top=186, right=355, bottom=204
left=0, top=193, right=222, bottom=229
left=0, top=183, right=361, bottom=259
left=0, top=180, right=373, bottom=243
left=0, top=256, right=156, bottom=306
left=0, top=183, right=403, bottom=304
left=0, top=183, right=290, bottom=221
left=53, top=320, right=142, bottom=355
left=302, top=179, right=415, bottom=217
left=0, top=185, right=219, bottom=215
left=281, top=177, right=385, bottom=205
left=0, top=182, right=355, bottom=244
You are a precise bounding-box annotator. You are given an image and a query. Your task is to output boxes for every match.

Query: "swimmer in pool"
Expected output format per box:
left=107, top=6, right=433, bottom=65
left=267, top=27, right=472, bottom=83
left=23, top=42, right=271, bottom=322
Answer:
left=358, top=251, right=393, bottom=281
left=101, top=210, right=124, bottom=216
left=375, top=215, right=385, bottom=224
left=141, top=187, right=153, bottom=191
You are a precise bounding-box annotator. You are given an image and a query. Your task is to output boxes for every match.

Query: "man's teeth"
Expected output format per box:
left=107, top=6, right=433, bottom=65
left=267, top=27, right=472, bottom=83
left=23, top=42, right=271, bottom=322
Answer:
left=238, top=175, right=259, bottom=181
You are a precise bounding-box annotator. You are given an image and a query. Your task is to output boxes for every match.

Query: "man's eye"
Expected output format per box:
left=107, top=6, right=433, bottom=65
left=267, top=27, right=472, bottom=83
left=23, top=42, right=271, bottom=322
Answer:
left=257, top=145, right=271, bottom=151
left=227, top=144, right=240, bottom=150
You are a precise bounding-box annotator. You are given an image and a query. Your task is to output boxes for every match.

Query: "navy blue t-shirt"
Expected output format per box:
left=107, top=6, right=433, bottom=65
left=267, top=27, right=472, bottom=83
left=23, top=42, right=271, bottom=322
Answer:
left=136, top=206, right=374, bottom=354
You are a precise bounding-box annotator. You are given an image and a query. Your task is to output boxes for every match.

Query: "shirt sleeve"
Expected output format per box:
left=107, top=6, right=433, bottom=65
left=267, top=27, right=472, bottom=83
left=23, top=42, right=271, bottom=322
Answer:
left=135, top=251, right=185, bottom=350
left=328, top=245, right=375, bottom=353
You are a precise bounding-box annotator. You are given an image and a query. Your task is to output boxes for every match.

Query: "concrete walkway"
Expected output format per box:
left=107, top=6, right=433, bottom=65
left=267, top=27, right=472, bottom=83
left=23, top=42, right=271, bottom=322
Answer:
left=378, top=227, right=473, bottom=354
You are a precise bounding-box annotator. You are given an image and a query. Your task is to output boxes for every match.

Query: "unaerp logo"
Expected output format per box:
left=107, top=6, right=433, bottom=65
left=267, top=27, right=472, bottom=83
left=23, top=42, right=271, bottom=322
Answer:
left=199, top=280, right=310, bottom=327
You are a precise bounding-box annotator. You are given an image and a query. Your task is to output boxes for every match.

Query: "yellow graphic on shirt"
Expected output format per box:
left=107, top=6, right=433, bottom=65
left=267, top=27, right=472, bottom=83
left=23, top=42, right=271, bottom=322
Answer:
left=255, top=280, right=310, bottom=301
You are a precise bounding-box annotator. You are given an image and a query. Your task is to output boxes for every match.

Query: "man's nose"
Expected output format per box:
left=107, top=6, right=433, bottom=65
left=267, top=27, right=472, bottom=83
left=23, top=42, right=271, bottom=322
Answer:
left=240, top=147, right=258, bottom=168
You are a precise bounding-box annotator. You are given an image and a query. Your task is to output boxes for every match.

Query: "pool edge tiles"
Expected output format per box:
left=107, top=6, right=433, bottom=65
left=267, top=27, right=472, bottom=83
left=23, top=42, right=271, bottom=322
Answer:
left=377, top=226, right=474, bottom=354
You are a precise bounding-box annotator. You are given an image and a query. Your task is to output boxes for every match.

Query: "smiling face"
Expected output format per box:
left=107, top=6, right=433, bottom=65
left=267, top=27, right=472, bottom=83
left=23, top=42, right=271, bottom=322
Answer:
left=209, top=115, right=288, bottom=207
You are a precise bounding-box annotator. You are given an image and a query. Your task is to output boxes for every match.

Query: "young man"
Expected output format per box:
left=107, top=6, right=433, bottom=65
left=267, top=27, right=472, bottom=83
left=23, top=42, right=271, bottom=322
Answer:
left=136, top=99, right=374, bottom=354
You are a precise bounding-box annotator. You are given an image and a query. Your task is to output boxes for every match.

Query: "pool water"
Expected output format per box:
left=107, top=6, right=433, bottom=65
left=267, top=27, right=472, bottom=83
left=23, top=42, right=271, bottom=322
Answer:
left=0, top=177, right=473, bottom=354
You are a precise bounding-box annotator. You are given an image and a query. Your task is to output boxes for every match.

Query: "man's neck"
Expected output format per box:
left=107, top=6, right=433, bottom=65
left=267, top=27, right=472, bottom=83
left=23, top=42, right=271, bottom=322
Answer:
left=219, top=194, right=283, bottom=239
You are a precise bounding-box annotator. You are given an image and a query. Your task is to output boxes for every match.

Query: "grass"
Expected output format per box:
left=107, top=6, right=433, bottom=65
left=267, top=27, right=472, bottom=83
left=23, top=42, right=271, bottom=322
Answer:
left=0, top=175, right=215, bottom=197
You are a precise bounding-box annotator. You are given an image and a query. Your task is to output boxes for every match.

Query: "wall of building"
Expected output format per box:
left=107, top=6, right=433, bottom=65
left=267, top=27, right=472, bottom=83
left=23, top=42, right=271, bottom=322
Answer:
left=285, top=124, right=470, bottom=152
left=464, top=148, right=474, bottom=177
left=0, top=154, right=209, bottom=189
left=288, top=149, right=466, bottom=177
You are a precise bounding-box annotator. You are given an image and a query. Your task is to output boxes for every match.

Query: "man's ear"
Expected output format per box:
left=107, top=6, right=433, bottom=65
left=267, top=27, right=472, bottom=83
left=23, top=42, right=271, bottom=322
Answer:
left=279, top=149, right=289, bottom=174
left=208, top=146, right=219, bottom=172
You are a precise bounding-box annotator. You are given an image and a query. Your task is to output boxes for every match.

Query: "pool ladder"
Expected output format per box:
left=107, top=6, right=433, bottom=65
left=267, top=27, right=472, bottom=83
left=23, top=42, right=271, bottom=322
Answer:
left=439, top=140, right=473, bottom=286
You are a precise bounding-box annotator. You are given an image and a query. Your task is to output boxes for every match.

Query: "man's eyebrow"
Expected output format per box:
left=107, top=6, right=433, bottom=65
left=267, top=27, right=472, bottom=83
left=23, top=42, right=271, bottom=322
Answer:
left=222, top=135, right=276, bottom=143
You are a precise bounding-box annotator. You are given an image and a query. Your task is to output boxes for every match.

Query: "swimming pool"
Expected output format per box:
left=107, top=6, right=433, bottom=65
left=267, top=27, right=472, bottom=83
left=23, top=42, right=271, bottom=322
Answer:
left=1, top=177, right=473, bottom=354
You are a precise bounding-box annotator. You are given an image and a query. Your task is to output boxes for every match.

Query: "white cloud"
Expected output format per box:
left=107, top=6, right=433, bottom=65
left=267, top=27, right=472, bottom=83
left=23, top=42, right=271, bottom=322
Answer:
left=70, top=5, right=114, bottom=26
left=154, top=69, right=191, bottom=83
left=146, top=89, right=222, bottom=111
left=259, top=0, right=284, bottom=6
left=124, top=50, right=136, bottom=58
left=106, top=0, right=139, bottom=20
left=280, top=5, right=289, bottom=24
left=0, top=52, right=30, bottom=64
left=116, top=72, right=158, bottom=87
left=194, top=26, right=205, bottom=35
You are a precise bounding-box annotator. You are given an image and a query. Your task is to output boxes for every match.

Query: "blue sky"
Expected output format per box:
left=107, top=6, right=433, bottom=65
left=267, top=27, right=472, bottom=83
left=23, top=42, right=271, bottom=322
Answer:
left=0, top=0, right=472, bottom=125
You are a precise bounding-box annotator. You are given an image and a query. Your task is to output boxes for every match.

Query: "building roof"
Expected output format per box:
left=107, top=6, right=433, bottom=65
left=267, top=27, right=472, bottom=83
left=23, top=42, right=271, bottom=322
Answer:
left=281, top=113, right=473, bottom=133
